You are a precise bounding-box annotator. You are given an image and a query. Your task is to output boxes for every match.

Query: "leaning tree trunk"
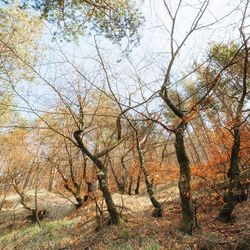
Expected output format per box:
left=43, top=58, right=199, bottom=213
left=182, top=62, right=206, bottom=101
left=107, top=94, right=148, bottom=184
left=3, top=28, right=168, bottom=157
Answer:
left=175, top=124, right=194, bottom=234
left=63, top=180, right=84, bottom=208
left=137, top=143, right=162, bottom=217
left=74, top=130, right=120, bottom=224
left=109, top=158, right=125, bottom=193
left=97, top=170, right=120, bottom=224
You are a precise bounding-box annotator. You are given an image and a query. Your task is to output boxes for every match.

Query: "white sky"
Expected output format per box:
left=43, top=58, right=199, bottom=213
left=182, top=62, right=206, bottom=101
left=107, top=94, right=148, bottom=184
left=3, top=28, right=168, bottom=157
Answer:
left=13, top=0, right=250, bottom=122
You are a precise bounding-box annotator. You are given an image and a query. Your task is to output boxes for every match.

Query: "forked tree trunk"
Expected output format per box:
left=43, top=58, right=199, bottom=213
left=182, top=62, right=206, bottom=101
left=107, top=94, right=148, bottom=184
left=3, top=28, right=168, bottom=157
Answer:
left=175, top=124, right=194, bottom=234
left=74, top=130, right=120, bottom=224
left=97, top=172, right=120, bottom=224
left=63, top=181, right=84, bottom=208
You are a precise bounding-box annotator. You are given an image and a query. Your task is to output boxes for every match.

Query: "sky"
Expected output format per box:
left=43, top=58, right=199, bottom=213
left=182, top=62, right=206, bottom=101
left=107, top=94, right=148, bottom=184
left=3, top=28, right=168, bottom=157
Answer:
left=7, top=0, right=250, bottom=125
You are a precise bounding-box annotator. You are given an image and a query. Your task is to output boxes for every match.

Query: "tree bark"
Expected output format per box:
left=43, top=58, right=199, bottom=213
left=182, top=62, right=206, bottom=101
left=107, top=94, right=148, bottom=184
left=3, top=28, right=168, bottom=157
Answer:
left=218, top=24, right=249, bottom=222
left=74, top=130, right=120, bottom=224
left=128, top=176, right=133, bottom=195
left=109, top=157, right=125, bottom=193
left=175, top=123, right=194, bottom=234
left=48, top=165, right=55, bottom=192
left=134, top=170, right=141, bottom=195
left=97, top=172, right=120, bottom=224
left=137, top=142, right=162, bottom=217
left=218, top=127, right=242, bottom=222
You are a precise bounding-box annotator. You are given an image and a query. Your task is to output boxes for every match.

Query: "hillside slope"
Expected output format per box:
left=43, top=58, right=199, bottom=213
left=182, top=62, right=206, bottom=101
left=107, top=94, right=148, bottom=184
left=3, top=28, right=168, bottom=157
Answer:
left=0, top=183, right=249, bottom=250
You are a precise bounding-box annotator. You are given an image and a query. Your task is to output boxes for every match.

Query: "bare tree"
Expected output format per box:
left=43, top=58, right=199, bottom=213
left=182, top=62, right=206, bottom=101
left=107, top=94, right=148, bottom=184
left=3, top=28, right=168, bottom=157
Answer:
left=155, top=0, right=241, bottom=234
left=218, top=0, right=250, bottom=222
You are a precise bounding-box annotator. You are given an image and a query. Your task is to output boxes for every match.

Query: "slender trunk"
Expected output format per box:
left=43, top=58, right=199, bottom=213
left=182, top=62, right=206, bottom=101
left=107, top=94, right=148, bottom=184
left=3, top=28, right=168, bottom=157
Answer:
left=22, top=164, right=34, bottom=190
left=199, top=114, right=211, bottom=144
left=48, top=166, right=55, bottom=192
left=186, top=134, right=198, bottom=166
left=0, top=192, right=6, bottom=213
left=228, top=129, right=241, bottom=187
left=187, top=127, right=201, bottom=165
left=110, top=165, right=125, bottom=194
left=134, top=170, right=141, bottom=194
left=175, top=124, right=194, bottom=234
left=128, top=176, right=133, bottom=195
left=160, top=138, right=172, bottom=167
left=137, top=143, right=162, bottom=217
left=120, top=154, right=129, bottom=192
left=34, top=176, right=41, bottom=226
left=190, top=122, right=209, bottom=163
left=82, top=153, right=88, bottom=179
left=110, top=159, right=125, bottom=193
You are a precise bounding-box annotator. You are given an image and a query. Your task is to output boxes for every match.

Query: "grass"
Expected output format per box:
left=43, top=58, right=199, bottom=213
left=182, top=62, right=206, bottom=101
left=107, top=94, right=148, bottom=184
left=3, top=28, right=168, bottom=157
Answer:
left=0, top=218, right=78, bottom=250
left=107, top=237, right=160, bottom=250
left=0, top=187, right=249, bottom=249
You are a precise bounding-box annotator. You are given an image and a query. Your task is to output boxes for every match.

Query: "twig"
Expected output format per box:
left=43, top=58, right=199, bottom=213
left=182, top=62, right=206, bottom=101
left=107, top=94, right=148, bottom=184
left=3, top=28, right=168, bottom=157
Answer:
left=55, top=191, right=77, bottom=206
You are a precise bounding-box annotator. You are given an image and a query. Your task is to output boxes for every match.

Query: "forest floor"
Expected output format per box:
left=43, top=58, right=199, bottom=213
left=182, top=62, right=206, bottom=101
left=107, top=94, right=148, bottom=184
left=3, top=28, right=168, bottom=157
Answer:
left=0, top=181, right=249, bottom=250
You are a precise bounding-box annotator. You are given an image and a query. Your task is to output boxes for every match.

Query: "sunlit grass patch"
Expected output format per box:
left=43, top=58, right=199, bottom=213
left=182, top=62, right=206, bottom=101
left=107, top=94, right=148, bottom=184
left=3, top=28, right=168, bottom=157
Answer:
left=0, top=218, right=78, bottom=250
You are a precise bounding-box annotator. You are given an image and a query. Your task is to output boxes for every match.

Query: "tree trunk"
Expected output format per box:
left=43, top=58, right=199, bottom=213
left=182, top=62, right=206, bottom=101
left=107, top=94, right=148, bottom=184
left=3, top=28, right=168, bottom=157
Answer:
left=137, top=143, right=162, bottom=217
left=97, top=173, right=120, bottom=224
left=109, top=158, right=125, bottom=193
left=218, top=128, right=241, bottom=222
left=48, top=165, right=55, bottom=192
left=218, top=31, right=249, bottom=222
left=22, top=164, right=33, bottom=190
left=74, top=130, right=120, bottom=224
left=120, top=154, right=129, bottom=193
left=190, top=122, right=209, bottom=163
left=187, top=127, right=201, bottom=165
left=134, top=170, right=141, bottom=194
left=128, top=176, right=133, bottom=195
left=175, top=125, right=194, bottom=234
